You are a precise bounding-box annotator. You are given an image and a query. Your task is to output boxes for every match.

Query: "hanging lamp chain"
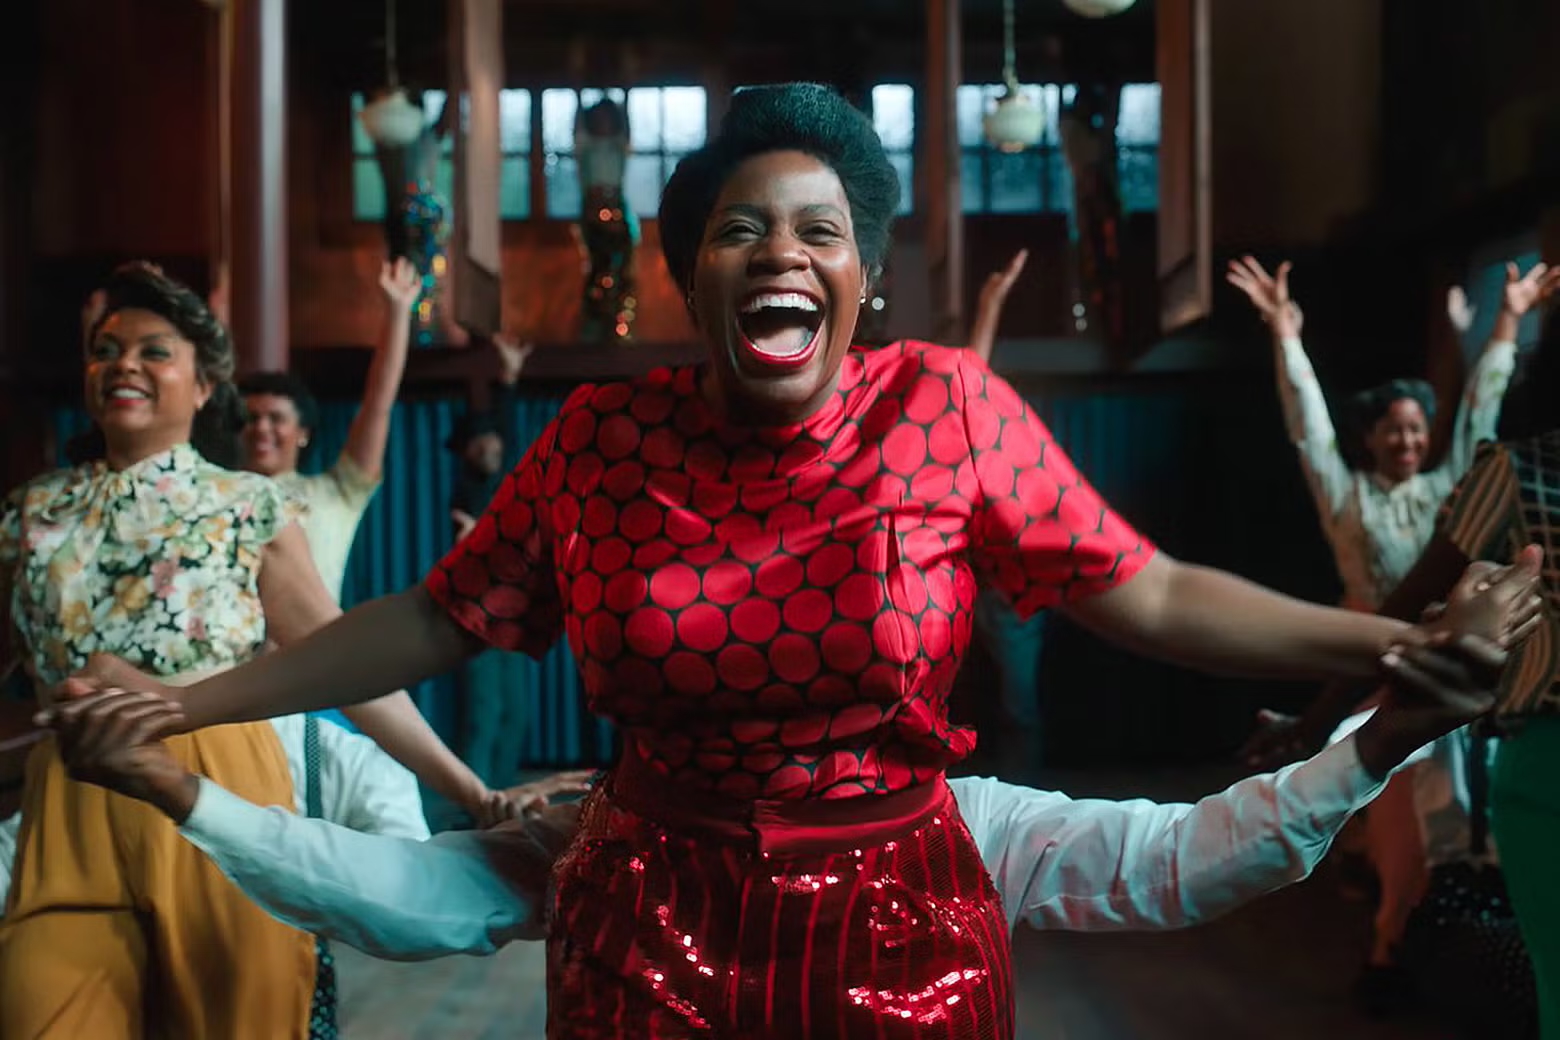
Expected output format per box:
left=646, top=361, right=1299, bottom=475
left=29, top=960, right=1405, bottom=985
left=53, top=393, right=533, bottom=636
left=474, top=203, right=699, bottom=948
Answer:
left=1001, top=0, right=1017, bottom=89
left=385, top=0, right=399, bottom=89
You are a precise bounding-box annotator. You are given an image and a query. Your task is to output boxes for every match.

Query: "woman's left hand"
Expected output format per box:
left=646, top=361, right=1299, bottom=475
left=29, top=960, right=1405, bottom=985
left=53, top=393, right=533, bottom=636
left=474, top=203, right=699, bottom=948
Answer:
left=1500, top=261, right=1560, bottom=319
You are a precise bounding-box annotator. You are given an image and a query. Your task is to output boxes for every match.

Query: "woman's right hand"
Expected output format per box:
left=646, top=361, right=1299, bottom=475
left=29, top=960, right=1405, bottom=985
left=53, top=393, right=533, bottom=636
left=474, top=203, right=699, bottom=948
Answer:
left=379, top=257, right=423, bottom=316
left=1226, top=256, right=1303, bottom=340
left=1420, top=548, right=1544, bottom=650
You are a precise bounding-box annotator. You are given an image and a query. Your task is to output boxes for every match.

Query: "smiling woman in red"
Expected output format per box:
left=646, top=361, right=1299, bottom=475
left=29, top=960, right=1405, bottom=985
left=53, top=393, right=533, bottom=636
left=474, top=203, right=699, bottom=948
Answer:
left=62, top=84, right=1511, bottom=1039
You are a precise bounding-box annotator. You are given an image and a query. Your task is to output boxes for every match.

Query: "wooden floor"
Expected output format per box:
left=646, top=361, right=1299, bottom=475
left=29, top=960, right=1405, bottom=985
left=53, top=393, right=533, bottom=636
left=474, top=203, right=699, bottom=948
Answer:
left=335, top=763, right=1458, bottom=1040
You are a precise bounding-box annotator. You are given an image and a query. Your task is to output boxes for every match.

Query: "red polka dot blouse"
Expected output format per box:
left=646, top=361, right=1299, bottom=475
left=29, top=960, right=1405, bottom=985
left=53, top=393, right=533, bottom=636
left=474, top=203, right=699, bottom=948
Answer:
left=426, top=341, right=1154, bottom=799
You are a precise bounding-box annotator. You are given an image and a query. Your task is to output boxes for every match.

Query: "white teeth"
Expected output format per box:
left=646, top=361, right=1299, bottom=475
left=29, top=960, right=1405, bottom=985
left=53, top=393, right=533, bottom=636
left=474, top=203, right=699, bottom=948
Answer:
left=108, top=388, right=149, bottom=400
left=741, top=293, right=820, bottom=314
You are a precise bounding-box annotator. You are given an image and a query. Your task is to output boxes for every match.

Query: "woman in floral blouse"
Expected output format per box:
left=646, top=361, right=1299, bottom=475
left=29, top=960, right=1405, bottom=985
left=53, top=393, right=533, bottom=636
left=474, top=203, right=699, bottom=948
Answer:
left=0, top=264, right=503, bottom=1039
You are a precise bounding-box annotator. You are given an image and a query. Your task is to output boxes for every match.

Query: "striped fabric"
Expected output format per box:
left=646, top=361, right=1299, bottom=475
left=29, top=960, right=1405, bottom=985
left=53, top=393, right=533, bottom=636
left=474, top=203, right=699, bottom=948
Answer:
left=1438, top=431, right=1560, bottom=717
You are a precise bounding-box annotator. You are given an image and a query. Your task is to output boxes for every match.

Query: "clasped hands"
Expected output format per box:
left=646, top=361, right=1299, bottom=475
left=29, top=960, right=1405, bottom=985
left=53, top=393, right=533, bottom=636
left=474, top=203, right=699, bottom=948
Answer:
left=33, top=661, right=591, bottom=829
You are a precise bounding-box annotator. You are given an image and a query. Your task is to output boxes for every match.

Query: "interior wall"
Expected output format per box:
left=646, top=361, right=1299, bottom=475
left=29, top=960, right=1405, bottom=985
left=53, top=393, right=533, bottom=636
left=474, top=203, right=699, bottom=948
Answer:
left=1209, top=0, right=1382, bottom=247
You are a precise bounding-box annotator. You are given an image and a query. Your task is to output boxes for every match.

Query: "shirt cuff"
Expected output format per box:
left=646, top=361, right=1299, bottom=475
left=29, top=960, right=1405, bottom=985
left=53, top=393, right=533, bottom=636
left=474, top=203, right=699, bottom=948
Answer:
left=1278, top=732, right=1390, bottom=818
left=179, top=777, right=277, bottom=849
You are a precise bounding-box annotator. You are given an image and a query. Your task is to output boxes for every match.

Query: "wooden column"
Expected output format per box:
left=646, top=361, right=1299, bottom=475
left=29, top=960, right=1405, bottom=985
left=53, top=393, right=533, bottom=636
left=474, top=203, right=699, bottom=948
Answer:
left=228, top=0, right=289, bottom=373
left=923, top=0, right=963, bottom=344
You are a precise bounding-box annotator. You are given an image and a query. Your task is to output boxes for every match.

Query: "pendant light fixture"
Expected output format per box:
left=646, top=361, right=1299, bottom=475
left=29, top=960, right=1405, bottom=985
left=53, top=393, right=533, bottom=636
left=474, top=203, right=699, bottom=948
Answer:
left=983, top=0, right=1045, bottom=153
left=358, top=0, right=426, bottom=148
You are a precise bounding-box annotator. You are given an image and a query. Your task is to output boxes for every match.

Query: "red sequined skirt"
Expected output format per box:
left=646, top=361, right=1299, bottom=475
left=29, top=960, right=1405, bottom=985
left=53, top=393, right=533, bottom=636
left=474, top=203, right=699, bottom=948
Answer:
left=546, top=752, right=1014, bottom=1039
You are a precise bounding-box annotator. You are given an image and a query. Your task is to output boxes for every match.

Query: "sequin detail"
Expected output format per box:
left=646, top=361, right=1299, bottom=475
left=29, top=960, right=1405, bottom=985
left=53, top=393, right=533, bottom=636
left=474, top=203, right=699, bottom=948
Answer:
left=545, top=784, right=1014, bottom=1038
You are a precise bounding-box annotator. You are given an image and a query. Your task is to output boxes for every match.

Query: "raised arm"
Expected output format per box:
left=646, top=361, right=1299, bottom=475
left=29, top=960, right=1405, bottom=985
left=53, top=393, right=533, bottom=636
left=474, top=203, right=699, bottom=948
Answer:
left=1226, top=257, right=1352, bottom=520
left=967, top=249, right=1028, bottom=364
left=340, top=259, right=420, bottom=482
left=1444, top=261, right=1557, bottom=476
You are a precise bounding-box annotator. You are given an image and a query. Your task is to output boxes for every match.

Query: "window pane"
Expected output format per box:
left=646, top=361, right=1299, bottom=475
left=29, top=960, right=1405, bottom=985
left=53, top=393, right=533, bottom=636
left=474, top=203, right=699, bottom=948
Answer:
left=580, top=87, right=626, bottom=108
left=499, top=155, right=530, bottom=219
left=960, top=150, right=986, bottom=213
left=624, top=153, right=664, bottom=217
left=626, top=88, right=662, bottom=151
left=542, top=88, right=579, bottom=154
left=500, top=89, right=531, bottom=154
left=1118, top=147, right=1158, bottom=213
left=1037, top=85, right=1063, bottom=146
left=659, top=86, right=707, bottom=152
left=350, top=93, right=374, bottom=156
left=887, top=152, right=914, bottom=215
left=545, top=154, right=581, bottom=218
left=872, top=84, right=915, bottom=151
left=422, top=90, right=452, bottom=155
left=1117, top=83, right=1161, bottom=146
left=987, top=149, right=1043, bottom=213
left=956, top=86, right=987, bottom=148
left=353, top=157, right=386, bottom=221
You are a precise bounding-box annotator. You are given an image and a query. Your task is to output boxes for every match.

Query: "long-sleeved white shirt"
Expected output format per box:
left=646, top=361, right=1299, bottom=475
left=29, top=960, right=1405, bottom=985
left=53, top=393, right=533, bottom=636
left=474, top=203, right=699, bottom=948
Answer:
left=0, top=713, right=428, bottom=908
left=1273, top=335, right=1515, bottom=610
left=177, top=735, right=1391, bottom=961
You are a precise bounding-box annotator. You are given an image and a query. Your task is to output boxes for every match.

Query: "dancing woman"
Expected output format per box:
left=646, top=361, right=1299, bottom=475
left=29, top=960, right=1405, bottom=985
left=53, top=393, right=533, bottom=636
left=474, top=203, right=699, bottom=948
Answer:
left=0, top=264, right=503, bottom=1038
left=62, top=88, right=1529, bottom=1039
left=1229, top=256, right=1556, bottom=999
left=1226, top=255, right=1551, bottom=611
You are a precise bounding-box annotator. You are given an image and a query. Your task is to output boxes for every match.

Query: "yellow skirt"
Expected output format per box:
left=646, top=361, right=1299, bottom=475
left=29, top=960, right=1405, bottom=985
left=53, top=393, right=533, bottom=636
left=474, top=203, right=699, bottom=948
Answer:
left=0, top=721, right=315, bottom=1040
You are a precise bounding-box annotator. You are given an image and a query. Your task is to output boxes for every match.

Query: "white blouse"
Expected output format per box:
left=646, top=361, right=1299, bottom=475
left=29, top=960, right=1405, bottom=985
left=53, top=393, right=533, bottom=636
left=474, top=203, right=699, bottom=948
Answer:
left=1273, top=335, right=1516, bottom=609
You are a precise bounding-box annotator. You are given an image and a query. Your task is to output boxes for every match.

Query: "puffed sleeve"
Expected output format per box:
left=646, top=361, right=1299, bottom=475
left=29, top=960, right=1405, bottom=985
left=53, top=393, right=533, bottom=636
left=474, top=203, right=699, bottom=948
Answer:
left=956, top=353, right=1155, bottom=619
left=424, top=388, right=589, bottom=659
left=233, top=475, right=288, bottom=570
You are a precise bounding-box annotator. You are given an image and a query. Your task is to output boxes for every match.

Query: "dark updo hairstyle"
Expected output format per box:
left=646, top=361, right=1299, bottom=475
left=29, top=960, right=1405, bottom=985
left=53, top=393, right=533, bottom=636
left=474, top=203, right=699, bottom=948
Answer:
left=1499, top=307, right=1560, bottom=441
left=69, top=262, right=244, bottom=470
left=1344, top=378, right=1437, bottom=467
left=659, top=83, right=901, bottom=299
left=238, top=370, right=321, bottom=446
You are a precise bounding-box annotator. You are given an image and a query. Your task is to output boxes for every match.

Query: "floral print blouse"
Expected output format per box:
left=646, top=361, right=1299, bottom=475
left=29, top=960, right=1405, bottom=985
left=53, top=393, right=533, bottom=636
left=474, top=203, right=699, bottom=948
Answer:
left=0, top=444, right=286, bottom=690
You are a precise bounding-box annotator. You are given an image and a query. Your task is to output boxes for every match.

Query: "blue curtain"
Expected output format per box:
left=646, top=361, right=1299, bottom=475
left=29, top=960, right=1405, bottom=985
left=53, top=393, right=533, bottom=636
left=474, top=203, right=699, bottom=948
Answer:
left=49, top=371, right=1328, bottom=769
